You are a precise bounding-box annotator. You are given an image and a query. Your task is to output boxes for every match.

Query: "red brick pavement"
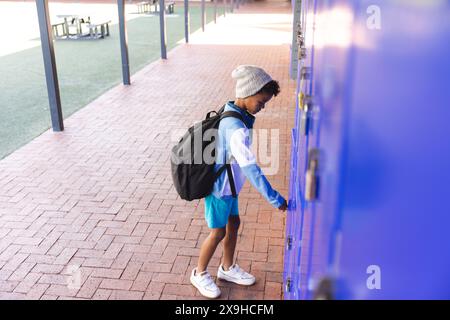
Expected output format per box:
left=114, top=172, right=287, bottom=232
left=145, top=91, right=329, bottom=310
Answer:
left=0, top=0, right=296, bottom=300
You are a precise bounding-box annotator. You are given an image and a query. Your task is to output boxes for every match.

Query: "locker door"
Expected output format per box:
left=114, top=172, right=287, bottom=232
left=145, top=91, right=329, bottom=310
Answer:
left=284, top=0, right=321, bottom=300
left=284, top=0, right=312, bottom=299
left=333, top=0, right=450, bottom=299
left=298, top=0, right=357, bottom=299
left=283, top=126, right=298, bottom=300
left=294, top=0, right=318, bottom=299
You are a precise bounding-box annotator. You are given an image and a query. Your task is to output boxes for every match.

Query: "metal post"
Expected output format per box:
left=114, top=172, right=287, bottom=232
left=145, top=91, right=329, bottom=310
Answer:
left=35, top=0, right=64, bottom=132
left=201, top=0, right=206, bottom=32
left=118, top=0, right=130, bottom=85
left=236, top=0, right=240, bottom=10
left=184, top=0, right=190, bottom=43
left=214, top=0, right=217, bottom=23
left=159, top=0, right=167, bottom=59
left=231, top=0, right=234, bottom=13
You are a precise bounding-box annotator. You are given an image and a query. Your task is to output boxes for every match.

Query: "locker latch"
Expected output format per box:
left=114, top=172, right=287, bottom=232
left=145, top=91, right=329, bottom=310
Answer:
left=299, top=47, right=307, bottom=60
left=301, top=67, right=311, bottom=80
left=285, top=277, right=292, bottom=293
left=300, top=96, right=313, bottom=136
left=305, top=148, right=321, bottom=201
left=286, top=236, right=293, bottom=251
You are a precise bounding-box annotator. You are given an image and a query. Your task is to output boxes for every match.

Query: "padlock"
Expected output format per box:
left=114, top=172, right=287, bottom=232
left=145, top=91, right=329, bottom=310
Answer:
left=302, top=46, right=307, bottom=59
left=313, top=277, right=335, bottom=300
left=298, top=92, right=305, bottom=110
left=298, top=46, right=307, bottom=60
left=300, top=108, right=310, bottom=136
left=301, top=67, right=311, bottom=81
left=305, top=161, right=318, bottom=201
left=297, top=32, right=305, bottom=47
left=300, top=97, right=312, bottom=135
left=305, top=149, right=320, bottom=201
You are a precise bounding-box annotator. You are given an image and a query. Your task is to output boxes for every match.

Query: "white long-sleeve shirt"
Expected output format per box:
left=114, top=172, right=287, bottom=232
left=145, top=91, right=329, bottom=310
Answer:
left=211, top=101, right=285, bottom=208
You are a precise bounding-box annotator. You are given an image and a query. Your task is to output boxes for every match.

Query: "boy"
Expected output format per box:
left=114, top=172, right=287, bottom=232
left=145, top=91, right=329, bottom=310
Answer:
left=190, top=65, right=288, bottom=299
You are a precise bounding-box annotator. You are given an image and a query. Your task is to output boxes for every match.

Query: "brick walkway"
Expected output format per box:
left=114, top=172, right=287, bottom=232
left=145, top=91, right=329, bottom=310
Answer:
left=0, top=0, right=295, bottom=300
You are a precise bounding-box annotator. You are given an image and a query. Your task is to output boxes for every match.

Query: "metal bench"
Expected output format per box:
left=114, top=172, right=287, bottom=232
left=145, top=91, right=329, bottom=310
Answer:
left=137, top=1, right=160, bottom=13
left=136, top=0, right=174, bottom=15
left=84, top=20, right=111, bottom=39
left=137, top=1, right=151, bottom=13
left=53, top=15, right=90, bottom=40
left=51, top=22, right=67, bottom=38
left=165, top=2, right=175, bottom=14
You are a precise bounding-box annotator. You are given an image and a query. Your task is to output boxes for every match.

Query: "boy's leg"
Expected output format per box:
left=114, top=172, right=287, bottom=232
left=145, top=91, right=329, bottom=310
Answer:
left=222, top=215, right=240, bottom=270
left=197, top=227, right=226, bottom=272
left=217, top=214, right=255, bottom=286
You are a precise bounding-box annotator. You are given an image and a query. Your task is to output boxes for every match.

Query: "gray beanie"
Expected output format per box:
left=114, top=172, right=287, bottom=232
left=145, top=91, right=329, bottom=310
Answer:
left=232, top=65, right=273, bottom=98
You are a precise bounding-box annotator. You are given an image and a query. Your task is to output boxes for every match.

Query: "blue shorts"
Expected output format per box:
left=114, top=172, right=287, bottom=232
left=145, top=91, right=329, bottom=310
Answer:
left=204, top=194, right=239, bottom=229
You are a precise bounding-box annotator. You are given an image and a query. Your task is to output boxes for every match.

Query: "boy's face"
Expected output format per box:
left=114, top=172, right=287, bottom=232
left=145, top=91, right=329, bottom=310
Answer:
left=244, top=92, right=273, bottom=115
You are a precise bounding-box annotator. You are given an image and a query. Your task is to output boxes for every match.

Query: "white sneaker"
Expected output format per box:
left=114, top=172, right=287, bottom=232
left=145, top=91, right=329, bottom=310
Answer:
left=217, top=264, right=256, bottom=286
left=190, top=268, right=221, bottom=299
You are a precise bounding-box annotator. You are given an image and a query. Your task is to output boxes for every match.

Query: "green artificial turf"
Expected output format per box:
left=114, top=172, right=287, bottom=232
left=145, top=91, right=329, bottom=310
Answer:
left=0, top=4, right=227, bottom=160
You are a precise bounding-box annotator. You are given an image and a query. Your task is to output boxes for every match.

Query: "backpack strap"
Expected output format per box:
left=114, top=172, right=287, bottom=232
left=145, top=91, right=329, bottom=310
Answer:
left=226, top=164, right=237, bottom=198
left=217, top=111, right=245, bottom=199
left=219, top=111, right=245, bottom=124
left=206, top=103, right=245, bottom=125
left=206, top=104, right=226, bottom=120
left=214, top=163, right=237, bottom=198
left=205, top=110, right=219, bottom=120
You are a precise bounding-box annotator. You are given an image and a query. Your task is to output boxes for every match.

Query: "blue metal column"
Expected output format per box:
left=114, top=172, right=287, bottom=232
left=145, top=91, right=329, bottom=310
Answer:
left=201, top=0, right=206, bottom=31
left=159, top=0, right=167, bottom=59
left=35, top=0, right=64, bottom=132
left=184, top=0, right=190, bottom=43
left=118, top=0, right=130, bottom=85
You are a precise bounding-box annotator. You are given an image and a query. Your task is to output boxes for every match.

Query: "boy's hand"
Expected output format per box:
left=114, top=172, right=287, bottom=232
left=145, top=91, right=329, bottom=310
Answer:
left=278, top=199, right=288, bottom=212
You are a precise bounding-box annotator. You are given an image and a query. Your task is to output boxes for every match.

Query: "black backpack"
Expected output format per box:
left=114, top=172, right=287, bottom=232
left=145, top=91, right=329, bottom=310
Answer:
left=170, top=106, right=244, bottom=201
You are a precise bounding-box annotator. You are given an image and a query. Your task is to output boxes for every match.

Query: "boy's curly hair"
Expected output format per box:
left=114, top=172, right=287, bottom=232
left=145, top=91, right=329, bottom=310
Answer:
left=257, top=80, right=281, bottom=97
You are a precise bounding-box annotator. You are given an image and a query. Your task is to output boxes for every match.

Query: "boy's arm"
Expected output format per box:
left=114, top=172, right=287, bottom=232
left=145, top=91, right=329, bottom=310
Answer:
left=230, top=127, right=286, bottom=209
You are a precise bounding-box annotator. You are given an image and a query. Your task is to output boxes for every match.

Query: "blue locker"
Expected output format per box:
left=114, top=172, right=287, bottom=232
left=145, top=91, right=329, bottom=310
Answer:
left=285, top=0, right=450, bottom=299
left=301, top=0, right=353, bottom=299
left=284, top=0, right=319, bottom=300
